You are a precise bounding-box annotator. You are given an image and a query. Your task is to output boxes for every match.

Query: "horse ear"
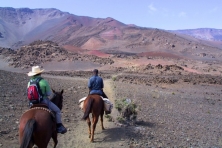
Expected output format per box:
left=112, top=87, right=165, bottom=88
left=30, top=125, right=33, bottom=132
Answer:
left=52, top=89, right=55, bottom=93
left=61, top=89, right=64, bottom=95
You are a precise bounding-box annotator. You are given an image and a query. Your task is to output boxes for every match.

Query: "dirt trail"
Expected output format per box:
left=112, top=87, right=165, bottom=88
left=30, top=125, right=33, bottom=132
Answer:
left=46, top=77, right=128, bottom=148
left=103, top=79, right=118, bottom=118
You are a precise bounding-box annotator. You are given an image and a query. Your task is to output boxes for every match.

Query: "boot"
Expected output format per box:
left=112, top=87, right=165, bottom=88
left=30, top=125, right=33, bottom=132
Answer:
left=56, top=123, right=67, bottom=134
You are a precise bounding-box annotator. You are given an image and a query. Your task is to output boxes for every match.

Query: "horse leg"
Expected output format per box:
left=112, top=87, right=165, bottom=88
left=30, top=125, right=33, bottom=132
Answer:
left=100, top=111, right=105, bottom=130
left=52, top=131, right=58, bottom=148
left=87, top=117, right=91, bottom=138
left=91, top=116, right=99, bottom=142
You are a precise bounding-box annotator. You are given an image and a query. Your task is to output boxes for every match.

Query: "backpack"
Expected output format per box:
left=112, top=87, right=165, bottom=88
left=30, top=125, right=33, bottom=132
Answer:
left=27, top=77, right=43, bottom=104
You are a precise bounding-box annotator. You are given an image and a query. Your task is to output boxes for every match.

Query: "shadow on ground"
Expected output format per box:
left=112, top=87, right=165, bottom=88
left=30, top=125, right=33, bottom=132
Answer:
left=94, top=121, right=157, bottom=143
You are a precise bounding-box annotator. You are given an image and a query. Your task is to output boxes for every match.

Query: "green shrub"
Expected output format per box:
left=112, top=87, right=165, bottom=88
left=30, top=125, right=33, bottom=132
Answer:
left=112, top=76, right=117, bottom=81
left=116, top=117, right=125, bottom=123
left=115, top=98, right=138, bottom=123
left=105, top=114, right=113, bottom=122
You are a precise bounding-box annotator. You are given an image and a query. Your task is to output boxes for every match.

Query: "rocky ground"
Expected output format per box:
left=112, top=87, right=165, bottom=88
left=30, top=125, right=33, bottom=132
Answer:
left=0, top=68, right=222, bottom=147
left=0, top=40, right=114, bottom=69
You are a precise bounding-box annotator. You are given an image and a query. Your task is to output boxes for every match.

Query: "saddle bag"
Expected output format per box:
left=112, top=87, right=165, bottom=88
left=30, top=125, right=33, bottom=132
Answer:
left=78, top=97, right=113, bottom=114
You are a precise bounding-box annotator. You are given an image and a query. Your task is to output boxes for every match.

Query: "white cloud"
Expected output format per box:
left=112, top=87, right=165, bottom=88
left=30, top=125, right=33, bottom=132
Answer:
left=148, top=4, right=157, bottom=12
left=178, top=12, right=187, bottom=17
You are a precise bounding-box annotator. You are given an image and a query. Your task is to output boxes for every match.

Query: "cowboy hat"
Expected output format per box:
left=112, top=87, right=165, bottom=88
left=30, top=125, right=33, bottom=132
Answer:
left=27, top=66, right=44, bottom=76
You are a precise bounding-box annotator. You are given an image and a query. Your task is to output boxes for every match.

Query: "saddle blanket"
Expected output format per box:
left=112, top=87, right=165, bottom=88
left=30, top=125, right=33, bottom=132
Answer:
left=79, top=96, right=113, bottom=113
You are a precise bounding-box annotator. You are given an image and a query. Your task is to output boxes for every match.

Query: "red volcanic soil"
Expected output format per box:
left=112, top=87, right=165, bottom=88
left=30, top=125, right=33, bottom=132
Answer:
left=85, top=50, right=110, bottom=58
left=100, top=28, right=123, bottom=40
left=138, top=51, right=182, bottom=59
left=63, top=45, right=83, bottom=53
left=81, top=37, right=105, bottom=50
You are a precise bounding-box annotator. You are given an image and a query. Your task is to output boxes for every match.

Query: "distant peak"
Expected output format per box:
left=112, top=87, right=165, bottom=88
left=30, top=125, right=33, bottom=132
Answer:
left=106, top=17, right=114, bottom=20
left=0, top=7, right=63, bottom=12
left=127, top=24, right=137, bottom=27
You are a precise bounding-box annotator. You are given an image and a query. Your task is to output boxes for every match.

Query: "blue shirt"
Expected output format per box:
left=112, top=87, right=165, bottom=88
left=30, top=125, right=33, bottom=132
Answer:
left=88, top=75, right=104, bottom=95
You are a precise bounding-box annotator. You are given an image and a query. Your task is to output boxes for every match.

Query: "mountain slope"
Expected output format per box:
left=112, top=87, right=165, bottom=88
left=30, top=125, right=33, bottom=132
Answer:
left=0, top=7, right=127, bottom=48
left=171, top=28, right=222, bottom=49
left=172, top=28, right=222, bottom=41
left=0, top=7, right=222, bottom=62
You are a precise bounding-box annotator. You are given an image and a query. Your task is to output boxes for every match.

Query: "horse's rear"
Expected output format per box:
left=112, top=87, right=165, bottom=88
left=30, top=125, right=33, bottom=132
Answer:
left=82, top=94, right=104, bottom=142
left=19, top=109, right=57, bottom=148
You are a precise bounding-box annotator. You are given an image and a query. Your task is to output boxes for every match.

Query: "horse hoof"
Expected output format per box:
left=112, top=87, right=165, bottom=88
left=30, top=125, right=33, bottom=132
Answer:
left=90, top=140, right=94, bottom=143
left=102, top=128, right=105, bottom=130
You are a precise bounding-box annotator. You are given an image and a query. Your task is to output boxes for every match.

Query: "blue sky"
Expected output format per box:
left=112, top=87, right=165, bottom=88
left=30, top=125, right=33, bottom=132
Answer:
left=1, top=0, right=221, bottom=30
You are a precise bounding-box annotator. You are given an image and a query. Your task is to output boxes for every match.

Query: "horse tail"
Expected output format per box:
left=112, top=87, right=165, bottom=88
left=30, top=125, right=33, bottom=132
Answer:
left=20, top=119, right=36, bottom=148
left=82, top=97, right=93, bottom=120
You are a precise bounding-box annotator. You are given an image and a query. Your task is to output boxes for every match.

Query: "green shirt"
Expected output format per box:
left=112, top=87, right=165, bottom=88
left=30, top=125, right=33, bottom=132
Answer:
left=27, top=76, right=52, bottom=99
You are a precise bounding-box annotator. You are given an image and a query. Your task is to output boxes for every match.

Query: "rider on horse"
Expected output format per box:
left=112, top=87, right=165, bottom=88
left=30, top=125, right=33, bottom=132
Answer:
left=88, top=69, right=108, bottom=99
left=27, top=66, right=67, bottom=134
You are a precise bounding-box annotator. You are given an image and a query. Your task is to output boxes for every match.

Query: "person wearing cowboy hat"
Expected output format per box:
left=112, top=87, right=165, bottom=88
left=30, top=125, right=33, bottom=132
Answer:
left=27, top=66, right=67, bottom=134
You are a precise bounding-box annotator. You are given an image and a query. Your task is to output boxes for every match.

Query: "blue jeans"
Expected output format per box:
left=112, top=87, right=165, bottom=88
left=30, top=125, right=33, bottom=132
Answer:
left=41, top=98, right=62, bottom=123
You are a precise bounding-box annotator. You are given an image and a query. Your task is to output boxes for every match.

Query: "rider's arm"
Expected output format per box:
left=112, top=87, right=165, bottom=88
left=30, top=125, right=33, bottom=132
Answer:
left=40, top=79, right=52, bottom=97
left=101, top=78, right=104, bottom=89
left=45, top=81, right=52, bottom=96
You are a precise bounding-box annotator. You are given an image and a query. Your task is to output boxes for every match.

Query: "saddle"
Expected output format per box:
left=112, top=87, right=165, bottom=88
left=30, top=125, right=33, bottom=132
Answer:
left=29, top=104, right=55, bottom=120
left=30, top=104, right=48, bottom=109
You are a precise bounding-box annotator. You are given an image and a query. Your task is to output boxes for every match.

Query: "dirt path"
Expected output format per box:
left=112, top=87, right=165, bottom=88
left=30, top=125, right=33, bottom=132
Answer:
left=46, top=77, right=128, bottom=148
left=103, top=79, right=118, bottom=119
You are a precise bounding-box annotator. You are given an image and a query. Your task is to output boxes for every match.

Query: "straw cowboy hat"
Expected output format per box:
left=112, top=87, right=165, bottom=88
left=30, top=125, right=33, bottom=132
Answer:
left=27, top=66, right=44, bottom=76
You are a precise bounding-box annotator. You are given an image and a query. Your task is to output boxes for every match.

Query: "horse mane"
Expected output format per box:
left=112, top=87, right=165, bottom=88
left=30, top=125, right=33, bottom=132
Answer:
left=50, top=94, right=57, bottom=102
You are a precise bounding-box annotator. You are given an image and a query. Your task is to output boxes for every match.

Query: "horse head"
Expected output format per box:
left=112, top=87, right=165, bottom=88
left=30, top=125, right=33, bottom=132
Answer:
left=51, top=89, right=64, bottom=110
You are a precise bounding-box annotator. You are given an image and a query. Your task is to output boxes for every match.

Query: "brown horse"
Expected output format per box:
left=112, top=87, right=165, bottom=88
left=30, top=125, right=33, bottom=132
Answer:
left=82, top=94, right=105, bottom=142
left=19, top=89, right=64, bottom=148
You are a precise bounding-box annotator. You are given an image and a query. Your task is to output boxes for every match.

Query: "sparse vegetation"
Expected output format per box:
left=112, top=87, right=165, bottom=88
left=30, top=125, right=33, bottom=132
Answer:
left=115, top=98, right=138, bottom=123
left=112, top=75, right=117, bottom=81
left=105, top=114, right=113, bottom=122
left=116, top=116, right=125, bottom=123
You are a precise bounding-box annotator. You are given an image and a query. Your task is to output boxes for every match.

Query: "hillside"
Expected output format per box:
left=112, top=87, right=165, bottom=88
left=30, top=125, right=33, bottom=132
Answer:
left=172, top=28, right=222, bottom=41
left=1, top=7, right=222, bottom=148
left=172, top=28, right=222, bottom=49
left=1, top=7, right=222, bottom=62
left=0, top=40, right=114, bottom=69
left=0, top=7, right=126, bottom=48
